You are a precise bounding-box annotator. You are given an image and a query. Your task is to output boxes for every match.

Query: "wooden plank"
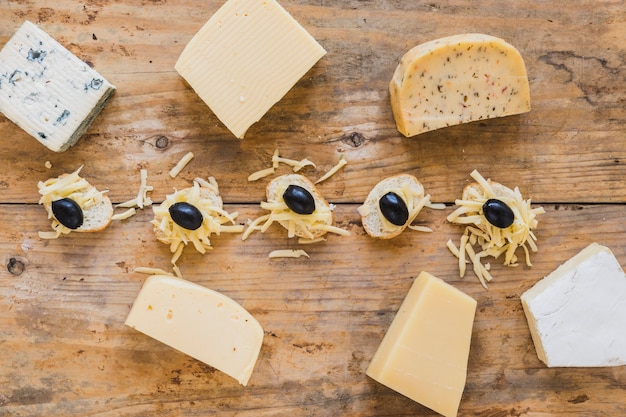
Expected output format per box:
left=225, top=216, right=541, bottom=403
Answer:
left=0, top=1, right=624, bottom=203
left=0, top=0, right=625, bottom=416
left=2, top=204, right=626, bottom=415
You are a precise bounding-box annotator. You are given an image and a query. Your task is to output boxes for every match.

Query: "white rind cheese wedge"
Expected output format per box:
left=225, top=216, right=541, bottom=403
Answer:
left=125, top=275, right=264, bottom=386
left=175, top=0, right=326, bottom=139
left=366, top=271, right=477, bottom=417
left=389, top=33, right=530, bottom=137
left=521, top=243, right=626, bottom=367
left=0, top=21, right=115, bottom=152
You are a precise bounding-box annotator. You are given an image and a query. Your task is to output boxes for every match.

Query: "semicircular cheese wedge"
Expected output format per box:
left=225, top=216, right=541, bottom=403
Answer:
left=389, top=33, right=530, bottom=137
left=125, top=275, right=264, bottom=386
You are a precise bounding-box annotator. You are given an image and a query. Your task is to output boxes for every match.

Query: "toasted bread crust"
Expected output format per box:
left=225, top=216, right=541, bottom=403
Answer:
left=360, top=174, right=425, bottom=239
left=266, top=174, right=333, bottom=239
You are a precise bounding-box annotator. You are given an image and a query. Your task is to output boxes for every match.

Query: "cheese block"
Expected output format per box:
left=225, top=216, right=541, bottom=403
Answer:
left=389, top=33, right=530, bottom=137
left=366, top=271, right=477, bottom=417
left=125, top=275, right=264, bottom=386
left=0, top=21, right=115, bottom=152
left=521, top=243, right=626, bottom=367
left=175, top=0, right=326, bottom=139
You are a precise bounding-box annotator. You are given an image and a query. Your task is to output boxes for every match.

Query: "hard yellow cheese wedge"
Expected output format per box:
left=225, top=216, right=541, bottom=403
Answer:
left=390, top=33, right=530, bottom=137
left=125, top=275, right=264, bottom=386
left=366, top=272, right=477, bottom=417
left=175, top=0, right=326, bottom=138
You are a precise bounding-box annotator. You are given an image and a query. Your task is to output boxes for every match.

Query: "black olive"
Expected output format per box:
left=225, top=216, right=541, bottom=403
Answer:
left=379, top=192, right=409, bottom=226
left=169, top=202, right=203, bottom=230
left=283, top=185, right=315, bottom=215
left=482, top=198, right=515, bottom=228
left=51, top=198, right=84, bottom=229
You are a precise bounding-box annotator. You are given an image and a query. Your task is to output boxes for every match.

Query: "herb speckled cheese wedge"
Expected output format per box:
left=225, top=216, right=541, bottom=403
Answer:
left=389, top=33, right=530, bottom=137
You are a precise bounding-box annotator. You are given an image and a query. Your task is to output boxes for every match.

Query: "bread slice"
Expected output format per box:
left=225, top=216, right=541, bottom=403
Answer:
left=359, top=174, right=425, bottom=239
left=38, top=168, right=113, bottom=237
left=151, top=177, right=243, bottom=264
left=41, top=195, right=113, bottom=233
left=266, top=174, right=334, bottom=239
left=152, top=185, right=223, bottom=243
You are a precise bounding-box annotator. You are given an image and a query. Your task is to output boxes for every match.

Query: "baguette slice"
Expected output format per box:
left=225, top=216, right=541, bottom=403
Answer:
left=358, top=174, right=426, bottom=239
left=151, top=178, right=243, bottom=264
left=446, top=170, right=545, bottom=287
left=266, top=174, right=334, bottom=239
left=38, top=167, right=113, bottom=237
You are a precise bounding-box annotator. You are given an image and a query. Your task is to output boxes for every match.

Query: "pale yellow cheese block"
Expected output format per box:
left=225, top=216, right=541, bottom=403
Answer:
left=175, top=0, right=326, bottom=138
left=125, top=275, right=264, bottom=386
left=366, top=271, right=477, bottom=417
left=389, top=33, right=530, bottom=137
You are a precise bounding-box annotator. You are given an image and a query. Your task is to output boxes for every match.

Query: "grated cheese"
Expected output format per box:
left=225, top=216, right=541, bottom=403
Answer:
left=242, top=181, right=348, bottom=241
left=37, top=166, right=108, bottom=238
left=315, top=154, right=347, bottom=184
left=272, top=149, right=316, bottom=172
left=152, top=177, right=244, bottom=264
left=447, top=170, right=545, bottom=287
left=268, top=249, right=310, bottom=259
left=248, top=166, right=275, bottom=182
left=114, top=169, right=153, bottom=219
left=112, top=207, right=136, bottom=220
left=169, top=151, right=195, bottom=178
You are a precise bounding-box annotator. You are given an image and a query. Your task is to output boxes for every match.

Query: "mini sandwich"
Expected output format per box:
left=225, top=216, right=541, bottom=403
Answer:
left=38, top=166, right=113, bottom=239
left=151, top=177, right=243, bottom=264
left=447, top=169, right=545, bottom=287
left=358, top=174, right=434, bottom=239
left=242, top=174, right=349, bottom=241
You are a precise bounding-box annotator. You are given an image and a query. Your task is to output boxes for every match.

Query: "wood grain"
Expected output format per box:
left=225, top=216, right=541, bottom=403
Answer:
left=0, top=1, right=625, bottom=416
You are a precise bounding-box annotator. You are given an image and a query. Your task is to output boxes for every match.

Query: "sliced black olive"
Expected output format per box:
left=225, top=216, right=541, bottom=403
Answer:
left=169, top=202, right=203, bottom=230
left=283, top=185, right=315, bottom=215
left=482, top=198, right=515, bottom=228
left=379, top=192, right=409, bottom=226
left=52, top=198, right=84, bottom=229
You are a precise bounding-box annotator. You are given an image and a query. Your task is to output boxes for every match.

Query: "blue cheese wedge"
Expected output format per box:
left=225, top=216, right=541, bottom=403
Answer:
left=175, top=0, right=326, bottom=139
left=0, top=21, right=115, bottom=152
left=390, top=33, right=530, bottom=137
left=126, top=275, right=264, bottom=386
left=521, top=243, right=626, bottom=367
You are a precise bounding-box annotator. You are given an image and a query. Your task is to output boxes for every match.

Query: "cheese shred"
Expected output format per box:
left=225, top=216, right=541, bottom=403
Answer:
left=315, top=154, right=347, bottom=184
left=169, top=151, right=195, bottom=178
left=447, top=170, right=545, bottom=287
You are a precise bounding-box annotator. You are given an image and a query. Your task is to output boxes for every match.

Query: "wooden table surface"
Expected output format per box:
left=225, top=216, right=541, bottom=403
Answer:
left=1, top=1, right=625, bottom=416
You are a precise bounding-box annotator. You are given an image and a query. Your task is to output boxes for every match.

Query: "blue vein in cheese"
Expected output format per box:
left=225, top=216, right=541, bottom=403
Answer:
left=0, top=21, right=115, bottom=152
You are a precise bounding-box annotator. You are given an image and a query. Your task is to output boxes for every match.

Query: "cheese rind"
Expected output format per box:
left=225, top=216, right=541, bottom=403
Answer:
left=125, top=275, right=264, bottom=385
left=0, top=21, right=115, bottom=152
left=175, top=0, right=326, bottom=138
left=366, top=272, right=477, bottom=417
left=521, top=243, right=626, bottom=367
left=390, top=33, right=530, bottom=137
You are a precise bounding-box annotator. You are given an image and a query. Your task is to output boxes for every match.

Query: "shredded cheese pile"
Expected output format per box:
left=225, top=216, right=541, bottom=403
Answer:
left=446, top=170, right=545, bottom=288
left=152, top=177, right=244, bottom=264
left=242, top=181, right=349, bottom=241
left=37, top=166, right=108, bottom=239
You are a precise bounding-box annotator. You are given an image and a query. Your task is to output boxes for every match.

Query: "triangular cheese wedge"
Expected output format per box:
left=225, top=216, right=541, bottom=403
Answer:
left=389, top=33, right=530, bottom=137
left=366, top=272, right=476, bottom=417
left=521, top=243, right=626, bottom=367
